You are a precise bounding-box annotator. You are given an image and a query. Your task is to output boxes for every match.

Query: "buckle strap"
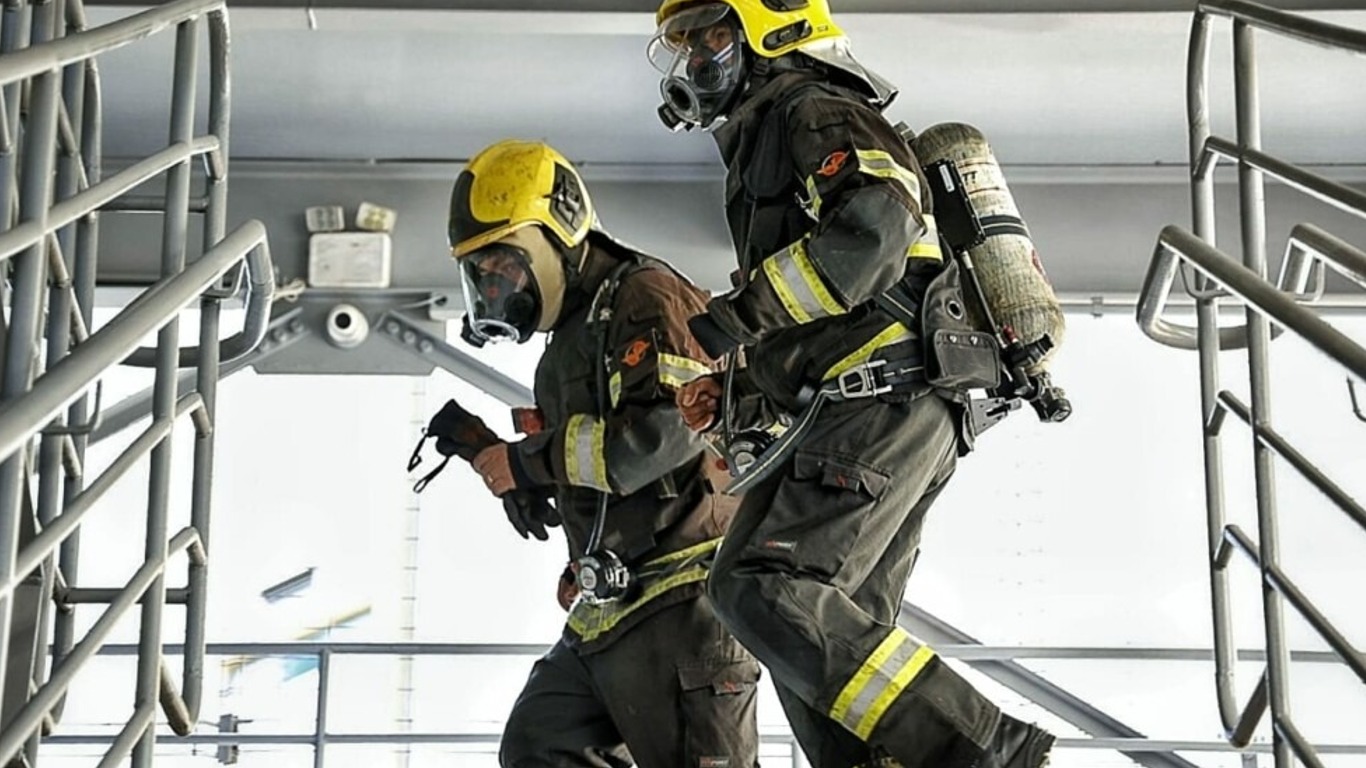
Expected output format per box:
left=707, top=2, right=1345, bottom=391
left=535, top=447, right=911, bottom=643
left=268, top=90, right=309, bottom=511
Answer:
left=825, top=354, right=926, bottom=402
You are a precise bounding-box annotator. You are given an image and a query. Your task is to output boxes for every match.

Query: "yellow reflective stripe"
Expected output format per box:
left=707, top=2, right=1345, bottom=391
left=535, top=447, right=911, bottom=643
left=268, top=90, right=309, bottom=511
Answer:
left=909, top=214, right=943, bottom=261
left=829, top=628, right=937, bottom=740
left=855, top=149, right=922, bottom=207
left=762, top=240, right=847, bottom=324
left=823, top=323, right=914, bottom=381
left=564, top=414, right=610, bottom=492
left=565, top=564, right=710, bottom=643
left=854, top=644, right=936, bottom=739
left=643, top=537, right=722, bottom=568
left=609, top=371, right=622, bottom=408
left=803, top=174, right=824, bottom=218
left=657, top=353, right=712, bottom=389
left=830, top=630, right=907, bottom=726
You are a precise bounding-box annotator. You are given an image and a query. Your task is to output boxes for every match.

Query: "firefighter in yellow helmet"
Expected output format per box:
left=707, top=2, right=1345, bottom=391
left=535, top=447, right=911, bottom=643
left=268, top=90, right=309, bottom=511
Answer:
left=648, top=3, right=1057, bottom=768
left=448, top=139, right=760, bottom=767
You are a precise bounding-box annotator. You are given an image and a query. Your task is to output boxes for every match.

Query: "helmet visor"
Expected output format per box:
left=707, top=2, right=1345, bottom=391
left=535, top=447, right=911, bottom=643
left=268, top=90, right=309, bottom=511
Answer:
left=457, top=243, right=541, bottom=345
left=648, top=3, right=745, bottom=129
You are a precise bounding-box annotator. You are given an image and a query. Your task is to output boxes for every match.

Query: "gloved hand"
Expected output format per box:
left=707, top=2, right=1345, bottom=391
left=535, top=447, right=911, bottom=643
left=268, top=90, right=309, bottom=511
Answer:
left=425, top=399, right=501, bottom=461
left=503, top=492, right=560, bottom=541
left=409, top=399, right=504, bottom=493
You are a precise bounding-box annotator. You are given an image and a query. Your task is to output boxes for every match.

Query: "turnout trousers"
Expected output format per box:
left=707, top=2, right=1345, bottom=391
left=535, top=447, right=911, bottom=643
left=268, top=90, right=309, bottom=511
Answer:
left=499, top=594, right=761, bottom=768
left=709, top=393, right=1005, bottom=768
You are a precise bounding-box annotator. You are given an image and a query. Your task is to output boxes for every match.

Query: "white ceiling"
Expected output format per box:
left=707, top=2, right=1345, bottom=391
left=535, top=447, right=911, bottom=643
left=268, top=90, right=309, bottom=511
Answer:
left=85, top=6, right=1366, bottom=172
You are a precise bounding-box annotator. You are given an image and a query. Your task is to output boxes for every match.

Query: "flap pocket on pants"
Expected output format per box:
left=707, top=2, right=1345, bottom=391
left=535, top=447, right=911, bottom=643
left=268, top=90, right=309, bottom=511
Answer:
left=678, top=658, right=761, bottom=696
left=793, top=451, right=890, bottom=501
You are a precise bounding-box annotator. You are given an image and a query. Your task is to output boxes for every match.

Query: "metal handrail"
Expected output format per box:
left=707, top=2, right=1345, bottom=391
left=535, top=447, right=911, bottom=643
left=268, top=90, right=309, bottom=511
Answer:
left=41, top=640, right=1363, bottom=765
left=1215, top=391, right=1366, bottom=533
left=0, top=0, right=224, bottom=87
left=1147, top=123, right=1366, bottom=353
left=1139, top=227, right=1366, bottom=381
left=0, top=137, right=222, bottom=263
left=0, top=222, right=268, bottom=464
left=0, top=528, right=204, bottom=766
left=1215, top=523, right=1366, bottom=683
left=1199, top=0, right=1366, bottom=53
left=0, top=1, right=261, bottom=764
left=123, top=243, right=276, bottom=368
left=1140, top=3, right=1366, bottom=766
left=1277, top=223, right=1366, bottom=296
left=1198, top=137, right=1366, bottom=222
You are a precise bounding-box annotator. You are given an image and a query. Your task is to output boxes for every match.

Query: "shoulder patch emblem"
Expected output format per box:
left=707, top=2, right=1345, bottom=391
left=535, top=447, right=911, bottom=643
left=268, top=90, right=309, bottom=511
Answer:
left=817, top=150, right=850, bottom=178
left=622, top=338, right=652, bottom=367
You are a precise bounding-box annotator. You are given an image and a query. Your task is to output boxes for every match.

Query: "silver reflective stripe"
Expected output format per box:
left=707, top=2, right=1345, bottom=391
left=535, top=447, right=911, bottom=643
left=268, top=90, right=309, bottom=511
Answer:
left=829, top=628, right=937, bottom=740
left=564, top=414, right=610, bottom=492
left=762, top=240, right=847, bottom=324
left=855, top=148, right=922, bottom=208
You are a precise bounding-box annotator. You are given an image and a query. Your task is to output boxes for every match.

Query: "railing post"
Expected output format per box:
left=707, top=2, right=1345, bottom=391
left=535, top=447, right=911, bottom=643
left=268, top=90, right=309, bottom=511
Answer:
left=132, top=14, right=201, bottom=768
left=0, top=0, right=60, bottom=723
left=314, top=648, right=332, bottom=768
left=1232, top=19, right=1295, bottom=768
left=1186, top=9, right=1251, bottom=746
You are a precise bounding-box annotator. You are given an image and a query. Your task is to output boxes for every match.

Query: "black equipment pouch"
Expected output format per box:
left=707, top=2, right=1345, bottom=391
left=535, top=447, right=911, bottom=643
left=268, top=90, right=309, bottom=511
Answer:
left=920, top=260, right=1001, bottom=391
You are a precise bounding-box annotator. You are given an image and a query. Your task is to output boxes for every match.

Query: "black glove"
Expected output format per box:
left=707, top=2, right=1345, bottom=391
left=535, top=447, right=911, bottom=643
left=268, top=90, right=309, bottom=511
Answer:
left=687, top=313, right=741, bottom=358
left=409, top=399, right=503, bottom=493
left=503, top=492, right=560, bottom=541
left=425, top=399, right=501, bottom=461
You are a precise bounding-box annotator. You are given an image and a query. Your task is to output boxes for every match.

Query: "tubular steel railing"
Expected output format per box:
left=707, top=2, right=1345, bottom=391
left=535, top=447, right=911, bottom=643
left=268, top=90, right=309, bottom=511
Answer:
left=1136, top=2, right=1366, bottom=767
left=32, top=641, right=1366, bottom=767
left=0, top=0, right=271, bottom=766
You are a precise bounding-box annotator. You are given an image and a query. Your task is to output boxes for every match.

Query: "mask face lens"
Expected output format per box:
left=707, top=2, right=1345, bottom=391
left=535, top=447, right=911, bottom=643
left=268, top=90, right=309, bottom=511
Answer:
left=458, top=243, right=540, bottom=344
left=648, top=4, right=745, bottom=129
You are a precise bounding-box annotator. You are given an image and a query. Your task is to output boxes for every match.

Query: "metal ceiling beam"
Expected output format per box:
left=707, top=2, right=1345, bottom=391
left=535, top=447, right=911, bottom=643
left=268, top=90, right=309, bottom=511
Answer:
left=79, top=0, right=1366, bottom=12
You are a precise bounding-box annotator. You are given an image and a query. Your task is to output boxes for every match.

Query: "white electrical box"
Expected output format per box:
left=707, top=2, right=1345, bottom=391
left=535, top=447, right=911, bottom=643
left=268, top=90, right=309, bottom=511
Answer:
left=308, top=232, right=393, bottom=289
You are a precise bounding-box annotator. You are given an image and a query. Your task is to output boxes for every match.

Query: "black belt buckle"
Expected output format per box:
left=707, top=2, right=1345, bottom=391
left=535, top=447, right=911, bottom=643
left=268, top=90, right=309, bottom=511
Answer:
left=836, top=360, right=893, bottom=400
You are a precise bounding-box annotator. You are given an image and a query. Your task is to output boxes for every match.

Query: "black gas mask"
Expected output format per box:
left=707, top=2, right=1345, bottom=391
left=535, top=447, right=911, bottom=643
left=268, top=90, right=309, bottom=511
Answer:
left=457, top=242, right=542, bottom=346
left=649, top=4, right=747, bottom=132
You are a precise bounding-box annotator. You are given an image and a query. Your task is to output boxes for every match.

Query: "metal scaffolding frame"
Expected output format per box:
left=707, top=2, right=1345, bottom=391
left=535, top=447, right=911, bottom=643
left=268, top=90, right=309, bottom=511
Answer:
left=0, top=1, right=272, bottom=766
left=1136, top=2, right=1366, bottom=767
left=27, top=636, right=1363, bottom=767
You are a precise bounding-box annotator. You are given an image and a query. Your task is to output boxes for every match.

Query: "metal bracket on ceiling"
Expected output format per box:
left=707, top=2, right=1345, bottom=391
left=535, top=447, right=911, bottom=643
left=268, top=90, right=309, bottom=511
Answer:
left=376, top=310, right=533, bottom=406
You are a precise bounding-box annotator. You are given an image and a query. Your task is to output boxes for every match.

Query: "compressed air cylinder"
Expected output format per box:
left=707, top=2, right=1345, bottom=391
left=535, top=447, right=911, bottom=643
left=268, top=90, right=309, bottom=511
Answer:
left=911, top=123, right=1064, bottom=372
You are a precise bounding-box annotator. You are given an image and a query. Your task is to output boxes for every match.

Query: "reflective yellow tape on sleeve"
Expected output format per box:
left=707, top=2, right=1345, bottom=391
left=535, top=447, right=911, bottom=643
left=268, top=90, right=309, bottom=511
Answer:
left=855, top=149, right=922, bottom=208
left=657, top=353, right=712, bottom=390
left=803, top=174, right=824, bottom=218
left=909, top=214, right=943, bottom=261
left=564, top=414, right=610, bottom=492
left=609, top=371, right=622, bottom=408
left=761, top=239, right=847, bottom=325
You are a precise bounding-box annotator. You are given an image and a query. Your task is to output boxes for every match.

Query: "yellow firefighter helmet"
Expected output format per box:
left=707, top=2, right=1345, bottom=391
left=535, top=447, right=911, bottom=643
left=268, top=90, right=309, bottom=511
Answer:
left=655, top=0, right=843, bottom=59
left=448, top=140, right=593, bottom=259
